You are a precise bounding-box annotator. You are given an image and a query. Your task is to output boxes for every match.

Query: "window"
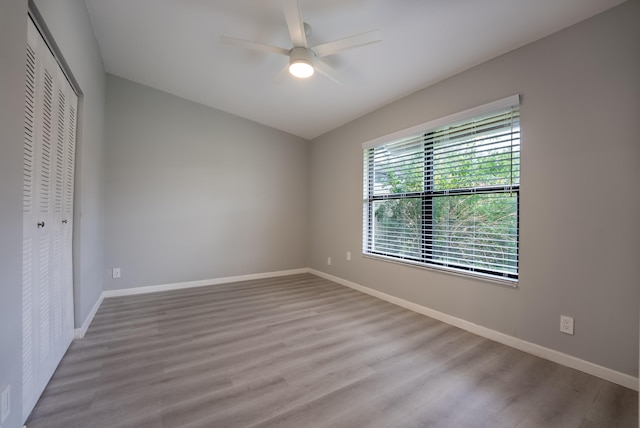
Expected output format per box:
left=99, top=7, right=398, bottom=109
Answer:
left=363, top=96, right=520, bottom=283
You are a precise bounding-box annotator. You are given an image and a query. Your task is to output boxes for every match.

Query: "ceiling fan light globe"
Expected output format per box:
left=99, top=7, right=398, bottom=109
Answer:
left=289, top=60, right=314, bottom=78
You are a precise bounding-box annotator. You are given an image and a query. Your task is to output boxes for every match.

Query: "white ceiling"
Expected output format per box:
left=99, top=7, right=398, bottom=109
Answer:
left=85, top=0, right=625, bottom=140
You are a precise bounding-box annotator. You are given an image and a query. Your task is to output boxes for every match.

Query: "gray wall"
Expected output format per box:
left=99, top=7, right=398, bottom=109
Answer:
left=309, top=1, right=640, bottom=377
left=104, top=75, right=309, bottom=290
left=0, top=1, right=105, bottom=425
left=0, top=1, right=29, bottom=426
left=33, top=0, right=106, bottom=327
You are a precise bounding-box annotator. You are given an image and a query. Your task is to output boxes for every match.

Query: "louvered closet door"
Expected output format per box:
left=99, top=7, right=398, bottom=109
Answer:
left=22, top=17, right=77, bottom=422
left=61, top=74, right=77, bottom=340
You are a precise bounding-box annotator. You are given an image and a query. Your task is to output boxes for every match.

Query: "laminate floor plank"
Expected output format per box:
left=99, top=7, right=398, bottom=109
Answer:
left=26, top=273, right=637, bottom=427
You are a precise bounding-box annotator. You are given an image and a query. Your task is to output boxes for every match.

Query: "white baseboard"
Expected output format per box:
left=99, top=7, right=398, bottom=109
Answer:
left=102, top=268, right=309, bottom=298
left=309, top=269, right=639, bottom=391
left=74, top=292, right=104, bottom=339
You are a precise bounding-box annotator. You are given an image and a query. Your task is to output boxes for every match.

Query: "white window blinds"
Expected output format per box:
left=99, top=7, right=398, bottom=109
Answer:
left=363, top=95, right=520, bottom=282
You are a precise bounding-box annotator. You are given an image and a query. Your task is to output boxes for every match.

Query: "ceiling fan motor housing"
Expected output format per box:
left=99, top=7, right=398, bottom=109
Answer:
left=289, top=46, right=314, bottom=66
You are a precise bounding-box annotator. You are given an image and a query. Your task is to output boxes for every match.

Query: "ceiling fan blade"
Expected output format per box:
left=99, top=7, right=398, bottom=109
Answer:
left=221, top=36, right=289, bottom=56
left=313, top=59, right=343, bottom=85
left=283, top=0, right=307, bottom=48
left=312, top=30, right=381, bottom=58
left=273, top=64, right=291, bottom=83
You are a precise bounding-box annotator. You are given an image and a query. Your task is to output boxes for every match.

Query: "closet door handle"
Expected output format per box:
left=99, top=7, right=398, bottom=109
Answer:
left=62, top=219, right=68, bottom=224
left=37, top=221, right=45, bottom=228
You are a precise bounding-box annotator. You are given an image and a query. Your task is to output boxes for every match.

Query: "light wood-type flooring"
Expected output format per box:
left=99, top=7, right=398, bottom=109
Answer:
left=27, top=273, right=637, bottom=427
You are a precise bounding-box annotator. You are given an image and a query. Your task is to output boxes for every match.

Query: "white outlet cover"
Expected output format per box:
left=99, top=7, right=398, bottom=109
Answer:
left=560, top=315, right=574, bottom=335
left=1, top=384, right=10, bottom=424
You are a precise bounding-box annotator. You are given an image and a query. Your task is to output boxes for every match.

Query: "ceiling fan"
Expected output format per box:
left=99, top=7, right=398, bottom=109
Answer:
left=220, top=0, right=381, bottom=84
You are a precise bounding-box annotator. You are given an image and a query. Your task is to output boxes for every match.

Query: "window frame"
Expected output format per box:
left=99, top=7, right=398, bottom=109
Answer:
left=362, top=95, right=520, bottom=285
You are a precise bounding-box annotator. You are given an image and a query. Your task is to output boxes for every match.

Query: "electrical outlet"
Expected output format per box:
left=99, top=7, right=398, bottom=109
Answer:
left=560, top=315, right=574, bottom=335
left=327, top=257, right=332, bottom=266
left=346, top=251, right=351, bottom=261
left=1, top=384, right=10, bottom=424
left=112, top=268, right=121, bottom=279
